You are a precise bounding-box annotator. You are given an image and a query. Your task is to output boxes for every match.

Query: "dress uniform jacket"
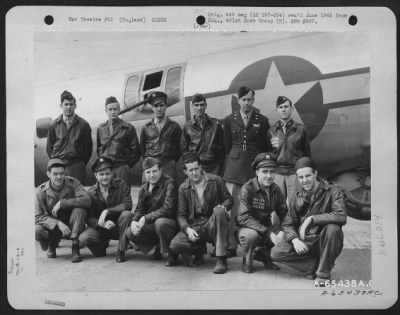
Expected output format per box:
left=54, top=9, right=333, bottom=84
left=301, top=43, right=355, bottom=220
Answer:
left=267, top=119, right=311, bottom=173
left=283, top=178, right=347, bottom=242
left=96, top=118, right=140, bottom=168
left=140, top=117, right=181, bottom=163
left=46, top=114, right=92, bottom=165
left=132, top=174, right=177, bottom=223
left=35, top=176, right=91, bottom=230
left=177, top=173, right=233, bottom=232
left=223, top=109, right=271, bottom=185
left=237, top=178, right=287, bottom=235
left=86, top=178, right=133, bottom=227
left=181, top=114, right=225, bottom=171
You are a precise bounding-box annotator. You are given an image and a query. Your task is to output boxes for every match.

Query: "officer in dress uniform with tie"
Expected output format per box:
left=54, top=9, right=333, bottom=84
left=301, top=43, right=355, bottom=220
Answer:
left=223, top=86, right=271, bottom=256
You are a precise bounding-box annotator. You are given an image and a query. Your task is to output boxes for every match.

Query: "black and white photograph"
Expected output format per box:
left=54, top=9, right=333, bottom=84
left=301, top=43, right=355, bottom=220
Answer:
left=6, top=6, right=397, bottom=310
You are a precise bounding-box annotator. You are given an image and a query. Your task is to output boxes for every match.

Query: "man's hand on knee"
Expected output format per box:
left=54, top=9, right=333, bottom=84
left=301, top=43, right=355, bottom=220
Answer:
left=186, top=227, right=199, bottom=242
left=57, top=221, right=71, bottom=238
left=292, top=238, right=309, bottom=255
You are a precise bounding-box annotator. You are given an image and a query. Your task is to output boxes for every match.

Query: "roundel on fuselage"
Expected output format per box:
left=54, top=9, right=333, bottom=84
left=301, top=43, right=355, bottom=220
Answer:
left=228, top=55, right=328, bottom=140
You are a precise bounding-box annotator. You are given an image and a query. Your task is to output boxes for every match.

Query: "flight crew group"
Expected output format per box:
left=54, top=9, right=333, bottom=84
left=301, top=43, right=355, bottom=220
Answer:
left=36, top=87, right=347, bottom=282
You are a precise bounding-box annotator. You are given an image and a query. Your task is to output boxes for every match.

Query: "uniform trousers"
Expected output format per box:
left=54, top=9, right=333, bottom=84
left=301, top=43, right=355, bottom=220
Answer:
left=79, top=211, right=132, bottom=255
left=35, top=208, right=87, bottom=249
left=238, top=226, right=282, bottom=264
left=225, top=182, right=241, bottom=250
left=124, top=218, right=177, bottom=254
left=112, top=164, right=130, bottom=186
left=270, top=224, right=344, bottom=278
left=273, top=173, right=299, bottom=203
left=170, top=207, right=229, bottom=257
left=65, top=161, right=86, bottom=185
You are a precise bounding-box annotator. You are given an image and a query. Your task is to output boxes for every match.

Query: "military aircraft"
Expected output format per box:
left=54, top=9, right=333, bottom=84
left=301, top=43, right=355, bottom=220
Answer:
left=34, top=31, right=370, bottom=220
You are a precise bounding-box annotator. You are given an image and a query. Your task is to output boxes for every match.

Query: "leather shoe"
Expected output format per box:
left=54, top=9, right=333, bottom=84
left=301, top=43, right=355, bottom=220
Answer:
left=71, top=243, right=82, bottom=263
left=182, top=254, right=193, bottom=267
left=241, top=257, right=254, bottom=273
left=152, top=245, right=162, bottom=260
left=47, top=247, right=56, bottom=258
left=165, top=251, right=178, bottom=267
left=116, top=250, right=126, bottom=263
left=193, top=253, right=204, bottom=266
left=213, top=257, right=227, bottom=274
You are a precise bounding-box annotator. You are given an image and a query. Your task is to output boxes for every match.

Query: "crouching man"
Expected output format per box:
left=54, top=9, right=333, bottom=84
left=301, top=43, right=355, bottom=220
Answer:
left=270, top=157, right=347, bottom=283
left=79, top=157, right=133, bottom=260
left=169, top=152, right=233, bottom=274
left=35, top=159, right=90, bottom=263
left=237, top=153, right=287, bottom=273
left=118, top=157, right=178, bottom=265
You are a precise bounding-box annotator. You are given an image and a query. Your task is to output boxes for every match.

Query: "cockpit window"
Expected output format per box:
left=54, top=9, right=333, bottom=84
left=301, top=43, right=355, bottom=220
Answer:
left=143, top=71, right=163, bottom=91
left=165, top=67, right=182, bottom=105
left=124, top=75, right=139, bottom=107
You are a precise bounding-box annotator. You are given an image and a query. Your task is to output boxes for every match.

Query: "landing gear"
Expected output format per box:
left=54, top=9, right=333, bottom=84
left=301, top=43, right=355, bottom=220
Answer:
left=331, top=169, right=371, bottom=220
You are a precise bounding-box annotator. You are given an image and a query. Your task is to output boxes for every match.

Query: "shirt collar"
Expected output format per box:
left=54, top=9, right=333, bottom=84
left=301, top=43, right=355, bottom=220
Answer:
left=240, top=110, right=253, bottom=120
left=186, top=172, right=210, bottom=190
left=63, top=114, right=75, bottom=123
left=153, top=116, right=167, bottom=126
left=145, top=173, right=166, bottom=191
left=95, top=179, right=117, bottom=193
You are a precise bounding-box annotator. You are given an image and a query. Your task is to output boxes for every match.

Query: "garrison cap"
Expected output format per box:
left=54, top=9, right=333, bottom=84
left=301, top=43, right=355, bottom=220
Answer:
left=142, top=157, right=161, bottom=170
left=237, top=86, right=255, bottom=99
left=147, top=91, right=167, bottom=105
left=92, top=157, right=113, bottom=173
left=276, top=96, right=292, bottom=107
left=47, top=158, right=66, bottom=171
left=182, top=152, right=200, bottom=165
left=105, top=96, right=119, bottom=107
left=294, top=156, right=316, bottom=172
left=191, top=93, right=206, bottom=103
left=251, top=152, right=277, bottom=170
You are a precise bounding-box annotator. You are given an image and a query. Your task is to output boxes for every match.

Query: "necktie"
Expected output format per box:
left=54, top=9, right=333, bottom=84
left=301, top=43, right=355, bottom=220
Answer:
left=109, top=122, right=114, bottom=135
left=282, top=122, right=287, bottom=135
left=65, top=118, right=71, bottom=129
left=243, top=115, right=249, bottom=126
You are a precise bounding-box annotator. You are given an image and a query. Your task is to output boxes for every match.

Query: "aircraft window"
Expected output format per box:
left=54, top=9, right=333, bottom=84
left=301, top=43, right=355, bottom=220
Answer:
left=143, top=71, right=163, bottom=91
left=124, top=75, right=139, bottom=107
left=165, top=67, right=182, bottom=105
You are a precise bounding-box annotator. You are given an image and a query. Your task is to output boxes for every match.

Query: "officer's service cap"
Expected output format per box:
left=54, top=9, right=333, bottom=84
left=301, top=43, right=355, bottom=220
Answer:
left=47, top=158, right=66, bottom=171
left=182, top=152, right=200, bottom=165
left=251, top=153, right=277, bottom=170
left=294, top=157, right=316, bottom=171
left=276, top=96, right=292, bottom=107
left=147, top=91, right=167, bottom=105
left=92, top=157, right=113, bottom=173
left=142, top=157, right=161, bottom=170
left=192, top=93, right=206, bottom=103
left=105, top=96, right=119, bottom=107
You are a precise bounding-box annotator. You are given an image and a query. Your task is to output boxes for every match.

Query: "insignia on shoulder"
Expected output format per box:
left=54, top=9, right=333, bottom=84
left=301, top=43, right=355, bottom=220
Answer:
left=266, top=154, right=271, bottom=159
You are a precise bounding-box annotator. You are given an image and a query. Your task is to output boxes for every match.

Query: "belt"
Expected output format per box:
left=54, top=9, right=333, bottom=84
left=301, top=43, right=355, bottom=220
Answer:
left=231, top=144, right=258, bottom=151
